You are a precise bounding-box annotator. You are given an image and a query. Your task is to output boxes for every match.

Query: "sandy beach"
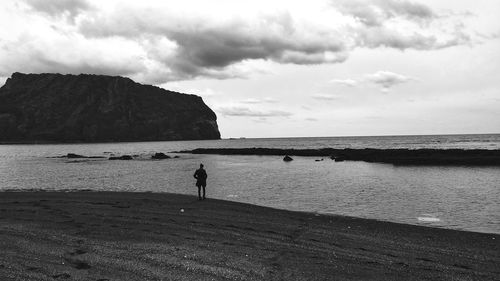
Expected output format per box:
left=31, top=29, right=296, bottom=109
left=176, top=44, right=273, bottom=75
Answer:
left=0, top=191, right=498, bottom=281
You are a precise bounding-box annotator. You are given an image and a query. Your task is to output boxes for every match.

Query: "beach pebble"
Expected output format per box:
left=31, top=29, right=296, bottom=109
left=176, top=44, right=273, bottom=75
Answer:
left=180, top=209, right=184, bottom=213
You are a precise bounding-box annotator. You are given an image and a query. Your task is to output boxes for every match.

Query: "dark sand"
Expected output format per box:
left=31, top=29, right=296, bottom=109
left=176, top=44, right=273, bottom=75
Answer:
left=0, top=192, right=498, bottom=281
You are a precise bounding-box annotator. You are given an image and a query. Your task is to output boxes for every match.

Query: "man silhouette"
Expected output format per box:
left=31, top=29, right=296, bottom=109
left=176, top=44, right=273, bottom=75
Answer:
left=193, top=164, right=207, bottom=200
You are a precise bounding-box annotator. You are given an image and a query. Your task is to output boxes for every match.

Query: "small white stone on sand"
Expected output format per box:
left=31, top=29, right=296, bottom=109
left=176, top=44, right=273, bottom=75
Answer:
left=417, top=216, right=440, bottom=222
left=180, top=209, right=184, bottom=213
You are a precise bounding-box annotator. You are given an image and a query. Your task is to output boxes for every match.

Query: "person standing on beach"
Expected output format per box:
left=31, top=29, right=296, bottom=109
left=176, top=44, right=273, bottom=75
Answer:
left=193, top=164, right=207, bottom=200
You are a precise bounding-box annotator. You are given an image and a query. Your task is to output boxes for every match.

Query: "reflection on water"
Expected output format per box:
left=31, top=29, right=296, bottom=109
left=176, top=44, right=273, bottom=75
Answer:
left=0, top=136, right=499, bottom=234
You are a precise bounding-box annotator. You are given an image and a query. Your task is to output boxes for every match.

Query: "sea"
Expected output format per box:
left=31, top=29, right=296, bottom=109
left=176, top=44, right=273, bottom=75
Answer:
left=1, top=134, right=499, bottom=234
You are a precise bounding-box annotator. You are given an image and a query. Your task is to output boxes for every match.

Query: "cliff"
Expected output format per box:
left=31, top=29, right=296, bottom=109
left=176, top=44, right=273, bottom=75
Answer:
left=0, top=72, right=220, bottom=142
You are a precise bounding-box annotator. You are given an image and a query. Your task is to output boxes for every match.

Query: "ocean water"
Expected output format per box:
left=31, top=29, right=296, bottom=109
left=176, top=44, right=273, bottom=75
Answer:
left=1, top=134, right=499, bottom=234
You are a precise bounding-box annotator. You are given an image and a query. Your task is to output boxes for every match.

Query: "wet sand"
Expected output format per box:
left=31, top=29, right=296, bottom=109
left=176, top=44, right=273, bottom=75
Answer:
left=0, top=191, right=498, bottom=280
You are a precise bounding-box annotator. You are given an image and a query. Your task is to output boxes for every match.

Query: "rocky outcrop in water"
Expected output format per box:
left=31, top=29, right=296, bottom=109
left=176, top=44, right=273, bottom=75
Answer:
left=178, top=148, right=500, bottom=166
left=0, top=72, right=220, bottom=143
left=61, top=153, right=105, bottom=159
left=109, top=155, right=133, bottom=160
left=152, top=152, right=171, bottom=159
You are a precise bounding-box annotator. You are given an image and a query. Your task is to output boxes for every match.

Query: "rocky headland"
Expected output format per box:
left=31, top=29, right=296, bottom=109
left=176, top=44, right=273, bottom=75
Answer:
left=0, top=72, right=220, bottom=143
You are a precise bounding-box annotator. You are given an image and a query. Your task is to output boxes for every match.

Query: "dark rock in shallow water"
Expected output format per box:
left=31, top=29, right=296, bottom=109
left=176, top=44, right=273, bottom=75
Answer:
left=334, top=156, right=345, bottom=162
left=57, top=153, right=105, bottom=159
left=66, top=153, right=86, bottom=159
left=283, top=155, right=293, bottom=162
left=109, top=155, right=133, bottom=160
left=0, top=72, right=220, bottom=143
left=152, top=152, right=171, bottom=159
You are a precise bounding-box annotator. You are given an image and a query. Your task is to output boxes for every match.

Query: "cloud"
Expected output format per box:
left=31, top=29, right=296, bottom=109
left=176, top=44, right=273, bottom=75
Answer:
left=328, top=70, right=416, bottom=92
left=78, top=9, right=348, bottom=80
left=334, top=0, right=470, bottom=50
left=217, top=106, right=292, bottom=117
left=252, top=117, right=270, bottom=123
left=0, top=0, right=476, bottom=83
left=312, top=94, right=340, bottom=101
left=241, top=99, right=264, bottom=104
left=0, top=32, right=146, bottom=78
left=365, top=71, right=413, bottom=90
left=263, top=97, right=279, bottom=103
left=161, top=85, right=218, bottom=99
left=330, top=79, right=358, bottom=87
left=354, top=26, right=470, bottom=50
left=240, top=98, right=278, bottom=104
left=22, top=0, right=92, bottom=20
left=334, top=0, right=435, bottom=26
left=305, top=117, right=319, bottom=121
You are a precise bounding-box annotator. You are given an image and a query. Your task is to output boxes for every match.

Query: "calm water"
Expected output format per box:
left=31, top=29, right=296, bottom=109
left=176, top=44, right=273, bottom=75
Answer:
left=1, top=134, right=499, bottom=234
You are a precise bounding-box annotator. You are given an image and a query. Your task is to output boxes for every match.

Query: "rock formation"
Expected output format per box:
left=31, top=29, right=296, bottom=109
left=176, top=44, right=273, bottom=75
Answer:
left=109, top=155, right=134, bottom=160
left=152, top=152, right=171, bottom=159
left=0, top=72, right=220, bottom=142
left=180, top=148, right=500, bottom=166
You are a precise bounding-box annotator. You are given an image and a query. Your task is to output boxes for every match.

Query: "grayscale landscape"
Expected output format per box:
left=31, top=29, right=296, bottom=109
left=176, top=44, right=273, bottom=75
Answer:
left=1, top=0, right=499, bottom=280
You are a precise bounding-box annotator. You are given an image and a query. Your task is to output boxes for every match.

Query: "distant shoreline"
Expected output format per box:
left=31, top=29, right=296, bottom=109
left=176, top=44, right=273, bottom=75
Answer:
left=1, top=191, right=498, bottom=280
left=178, top=147, right=500, bottom=165
left=222, top=133, right=500, bottom=139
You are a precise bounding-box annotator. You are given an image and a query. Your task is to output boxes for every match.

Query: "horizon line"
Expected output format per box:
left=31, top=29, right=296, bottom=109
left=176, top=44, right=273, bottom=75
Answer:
left=221, top=132, right=500, bottom=140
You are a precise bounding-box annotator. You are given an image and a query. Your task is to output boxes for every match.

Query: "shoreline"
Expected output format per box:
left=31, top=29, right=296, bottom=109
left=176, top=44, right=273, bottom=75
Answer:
left=1, top=191, right=498, bottom=280
left=2, top=189, right=498, bottom=235
left=178, top=148, right=500, bottom=165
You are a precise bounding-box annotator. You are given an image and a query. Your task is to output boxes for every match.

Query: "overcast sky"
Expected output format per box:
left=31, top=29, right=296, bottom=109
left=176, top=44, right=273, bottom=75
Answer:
left=1, top=0, right=499, bottom=138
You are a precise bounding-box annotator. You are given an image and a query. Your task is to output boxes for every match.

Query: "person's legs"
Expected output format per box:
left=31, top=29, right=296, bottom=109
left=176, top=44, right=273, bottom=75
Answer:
left=197, top=185, right=202, bottom=200
left=202, top=185, right=206, bottom=199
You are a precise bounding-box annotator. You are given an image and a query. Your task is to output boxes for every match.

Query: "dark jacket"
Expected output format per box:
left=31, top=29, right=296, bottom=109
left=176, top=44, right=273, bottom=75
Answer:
left=194, top=168, right=207, bottom=184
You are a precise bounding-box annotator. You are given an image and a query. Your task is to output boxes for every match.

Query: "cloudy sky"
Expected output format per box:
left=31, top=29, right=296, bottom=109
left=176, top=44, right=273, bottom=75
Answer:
left=1, top=0, right=499, bottom=138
